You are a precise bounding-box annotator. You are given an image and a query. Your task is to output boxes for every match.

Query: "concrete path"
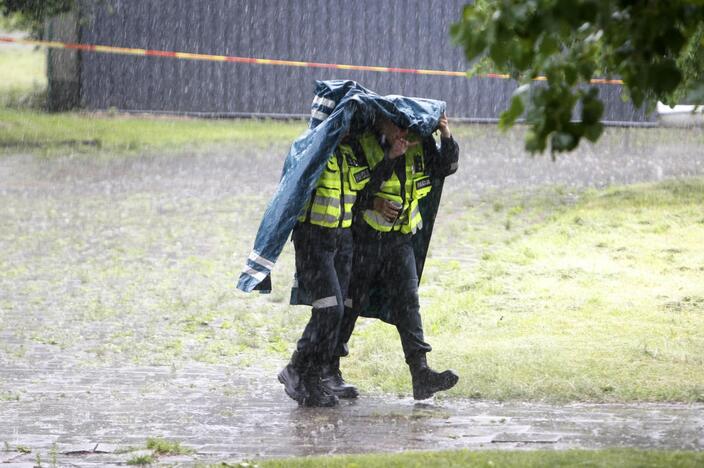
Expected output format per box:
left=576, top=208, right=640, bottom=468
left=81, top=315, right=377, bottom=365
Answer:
left=1, top=356, right=703, bottom=466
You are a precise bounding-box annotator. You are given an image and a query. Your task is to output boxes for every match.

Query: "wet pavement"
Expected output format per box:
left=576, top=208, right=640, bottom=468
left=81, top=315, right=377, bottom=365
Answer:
left=1, top=359, right=703, bottom=466
left=1, top=125, right=704, bottom=465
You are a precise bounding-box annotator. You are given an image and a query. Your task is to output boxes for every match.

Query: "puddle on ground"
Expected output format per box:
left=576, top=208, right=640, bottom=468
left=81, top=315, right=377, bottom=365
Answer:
left=1, top=363, right=702, bottom=466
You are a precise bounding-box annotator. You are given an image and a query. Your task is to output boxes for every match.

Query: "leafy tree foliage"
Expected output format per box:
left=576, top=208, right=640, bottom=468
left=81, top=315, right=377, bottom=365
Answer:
left=0, top=0, right=75, bottom=36
left=451, top=0, right=704, bottom=154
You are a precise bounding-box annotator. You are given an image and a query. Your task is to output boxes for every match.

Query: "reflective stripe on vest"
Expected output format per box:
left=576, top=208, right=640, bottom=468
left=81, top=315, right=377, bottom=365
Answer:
left=358, top=132, right=432, bottom=234
left=298, top=142, right=370, bottom=228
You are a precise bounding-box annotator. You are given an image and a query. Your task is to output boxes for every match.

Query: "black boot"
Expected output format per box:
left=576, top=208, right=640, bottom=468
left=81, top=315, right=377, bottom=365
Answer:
left=322, top=357, right=359, bottom=399
left=408, top=354, right=459, bottom=400
left=278, top=351, right=305, bottom=403
left=301, top=367, right=339, bottom=407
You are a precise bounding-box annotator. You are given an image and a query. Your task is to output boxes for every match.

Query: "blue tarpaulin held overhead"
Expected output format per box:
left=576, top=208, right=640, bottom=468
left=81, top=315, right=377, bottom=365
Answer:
left=237, top=80, right=446, bottom=294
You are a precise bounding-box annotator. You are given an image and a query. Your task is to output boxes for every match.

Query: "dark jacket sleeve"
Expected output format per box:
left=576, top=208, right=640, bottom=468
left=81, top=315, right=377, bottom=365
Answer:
left=424, top=135, right=459, bottom=178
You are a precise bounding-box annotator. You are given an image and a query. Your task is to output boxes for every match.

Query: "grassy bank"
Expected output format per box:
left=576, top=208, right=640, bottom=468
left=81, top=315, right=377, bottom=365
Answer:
left=259, top=449, right=704, bottom=467
left=0, top=108, right=306, bottom=156
left=0, top=38, right=46, bottom=109
left=343, top=179, right=704, bottom=402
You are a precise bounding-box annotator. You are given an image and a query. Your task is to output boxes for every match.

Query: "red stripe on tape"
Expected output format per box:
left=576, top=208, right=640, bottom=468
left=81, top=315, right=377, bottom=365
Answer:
left=0, top=36, right=625, bottom=85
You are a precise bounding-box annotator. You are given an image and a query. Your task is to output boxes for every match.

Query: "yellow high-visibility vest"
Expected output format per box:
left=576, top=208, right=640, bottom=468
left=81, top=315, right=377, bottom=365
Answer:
left=359, top=132, right=432, bottom=234
left=298, top=142, right=371, bottom=228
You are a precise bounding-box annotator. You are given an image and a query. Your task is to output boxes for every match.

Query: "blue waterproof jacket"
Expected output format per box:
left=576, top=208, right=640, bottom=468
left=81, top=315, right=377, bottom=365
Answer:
left=237, top=80, right=446, bottom=300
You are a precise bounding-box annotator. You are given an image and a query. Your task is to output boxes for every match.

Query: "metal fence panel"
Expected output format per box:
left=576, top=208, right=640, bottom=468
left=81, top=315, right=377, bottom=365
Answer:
left=76, top=0, right=654, bottom=123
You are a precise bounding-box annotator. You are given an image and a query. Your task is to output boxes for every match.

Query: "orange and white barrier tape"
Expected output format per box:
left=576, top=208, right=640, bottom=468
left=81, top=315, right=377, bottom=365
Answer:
left=0, top=36, right=624, bottom=85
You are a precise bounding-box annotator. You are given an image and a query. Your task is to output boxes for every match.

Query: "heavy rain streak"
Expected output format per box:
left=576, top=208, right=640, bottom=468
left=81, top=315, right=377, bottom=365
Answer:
left=0, top=0, right=703, bottom=466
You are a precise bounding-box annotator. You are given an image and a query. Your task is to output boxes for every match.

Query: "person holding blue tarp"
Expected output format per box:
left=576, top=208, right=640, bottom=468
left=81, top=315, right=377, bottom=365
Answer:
left=276, top=125, right=378, bottom=407
left=237, top=80, right=454, bottom=405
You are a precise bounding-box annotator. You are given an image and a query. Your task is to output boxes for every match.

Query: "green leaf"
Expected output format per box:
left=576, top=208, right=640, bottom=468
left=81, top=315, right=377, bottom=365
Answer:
left=538, top=34, right=560, bottom=56
left=551, top=131, right=578, bottom=153
left=584, top=122, right=604, bottom=142
left=524, top=130, right=546, bottom=154
left=490, top=41, right=510, bottom=66
left=499, top=94, right=525, bottom=130
left=581, top=88, right=604, bottom=124
left=649, top=60, right=683, bottom=96
left=564, top=64, right=578, bottom=86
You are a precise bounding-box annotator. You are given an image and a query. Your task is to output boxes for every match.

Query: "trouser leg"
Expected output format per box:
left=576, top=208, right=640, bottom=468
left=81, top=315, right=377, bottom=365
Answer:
left=292, top=226, right=346, bottom=370
left=335, top=239, right=377, bottom=357
left=389, top=241, right=432, bottom=363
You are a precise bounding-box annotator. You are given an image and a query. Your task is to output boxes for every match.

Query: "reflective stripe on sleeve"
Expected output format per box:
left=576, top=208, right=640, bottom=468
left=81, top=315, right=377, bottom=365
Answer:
left=248, top=251, right=275, bottom=270
left=312, top=295, right=338, bottom=309
left=243, top=267, right=268, bottom=282
left=312, top=95, right=336, bottom=110
left=311, top=109, right=329, bottom=121
left=344, top=298, right=353, bottom=308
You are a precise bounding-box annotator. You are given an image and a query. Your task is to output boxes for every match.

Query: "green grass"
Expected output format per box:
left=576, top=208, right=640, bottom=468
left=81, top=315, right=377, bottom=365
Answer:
left=145, top=437, right=193, bottom=455
left=0, top=42, right=47, bottom=109
left=0, top=43, right=305, bottom=156
left=127, top=454, right=155, bottom=465
left=343, top=179, right=704, bottom=402
left=0, top=108, right=307, bottom=156
left=259, top=449, right=704, bottom=467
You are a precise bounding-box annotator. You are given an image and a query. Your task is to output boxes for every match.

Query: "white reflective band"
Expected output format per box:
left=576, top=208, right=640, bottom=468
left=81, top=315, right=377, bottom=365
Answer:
left=314, top=194, right=340, bottom=208
left=248, top=251, right=275, bottom=270
left=243, top=267, right=268, bottom=282
left=292, top=275, right=298, bottom=288
left=414, top=219, right=423, bottom=233
left=344, top=298, right=353, bottom=308
left=311, top=109, right=329, bottom=121
left=343, top=212, right=353, bottom=221
left=450, top=162, right=458, bottom=171
left=310, top=212, right=339, bottom=224
left=312, top=296, right=338, bottom=309
left=313, top=95, right=336, bottom=109
left=365, top=209, right=394, bottom=227
left=343, top=194, right=356, bottom=204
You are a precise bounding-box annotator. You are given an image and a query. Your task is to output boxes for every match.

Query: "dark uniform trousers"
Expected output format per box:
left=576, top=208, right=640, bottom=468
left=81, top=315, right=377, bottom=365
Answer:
left=337, top=229, right=432, bottom=363
left=292, top=223, right=353, bottom=370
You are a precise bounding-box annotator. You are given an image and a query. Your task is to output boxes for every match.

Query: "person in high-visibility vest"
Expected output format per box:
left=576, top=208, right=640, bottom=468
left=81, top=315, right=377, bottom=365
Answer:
left=277, top=133, right=373, bottom=407
left=325, top=113, right=460, bottom=400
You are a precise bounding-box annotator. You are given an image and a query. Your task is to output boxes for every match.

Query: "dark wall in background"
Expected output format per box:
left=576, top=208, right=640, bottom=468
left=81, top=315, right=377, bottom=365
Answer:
left=55, top=0, right=653, bottom=123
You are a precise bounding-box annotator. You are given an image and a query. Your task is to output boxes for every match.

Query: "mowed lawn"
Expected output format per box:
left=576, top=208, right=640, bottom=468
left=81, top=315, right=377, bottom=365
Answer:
left=344, top=179, right=704, bottom=402
left=260, top=449, right=704, bottom=468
